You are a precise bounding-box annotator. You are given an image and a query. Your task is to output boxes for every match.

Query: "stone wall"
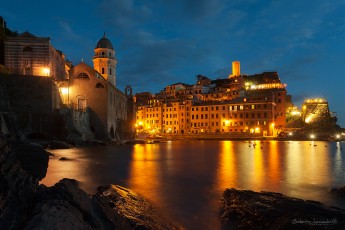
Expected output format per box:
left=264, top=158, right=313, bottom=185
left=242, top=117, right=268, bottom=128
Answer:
left=0, top=74, right=66, bottom=139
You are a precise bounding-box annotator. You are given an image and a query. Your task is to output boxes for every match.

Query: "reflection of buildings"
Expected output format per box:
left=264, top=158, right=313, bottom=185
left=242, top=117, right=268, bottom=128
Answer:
left=1, top=19, right=133, bottom=141
left=135, top=61, right=287, bottom=136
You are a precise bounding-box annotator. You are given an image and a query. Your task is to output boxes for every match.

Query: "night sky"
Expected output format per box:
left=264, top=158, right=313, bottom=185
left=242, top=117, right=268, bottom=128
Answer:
left=2, top=0, right=345, bottom=126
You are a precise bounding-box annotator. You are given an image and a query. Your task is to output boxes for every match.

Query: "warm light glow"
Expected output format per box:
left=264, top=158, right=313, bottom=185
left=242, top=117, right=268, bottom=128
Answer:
left=336, top=134, right=341, bottom=139
left=42, top=67, right=50, bottom=76
left=291, top=111, right=301, bottom=116
left=255, top=127, right=260, bottom=133
left=248, top=83, right=285, bottom=90
left=305, top=98, right=326, bottom=103
left=310, top=134, right=315, bottom=139
left=305, top=114, right=315, bottom=123
left=224, top=120, right=231, bottom=126
left=288, top=132, right=293, bottom=136
left=139, top=121, right=143, bottom=126
left=60, top=87, right=68, bottom=95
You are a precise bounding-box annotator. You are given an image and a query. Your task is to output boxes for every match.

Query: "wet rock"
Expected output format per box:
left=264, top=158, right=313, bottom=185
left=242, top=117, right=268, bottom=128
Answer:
left=95, top=185, right=183, bottom=230
left=220, top=188, right=345, bottom=230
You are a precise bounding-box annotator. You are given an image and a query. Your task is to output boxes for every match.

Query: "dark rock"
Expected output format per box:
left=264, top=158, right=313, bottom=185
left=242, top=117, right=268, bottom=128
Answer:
left=330, top=186, right=345, bottom=195
left=11, top=141, right=50, bottom=181
left=45, top=140, right=73, bottom=149
left=0, top=136, right=38, bottom=229
left=25, top=178, right=114, bottom=230
left=59, top=157, right=72, bottom=161
left=220, top=188, right=345, bottom=230
left=95, top=185, right=182, bottom=230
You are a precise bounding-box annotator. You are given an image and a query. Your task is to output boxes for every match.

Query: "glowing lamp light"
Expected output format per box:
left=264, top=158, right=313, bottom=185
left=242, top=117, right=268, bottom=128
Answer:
left=60, top=87, right=68, bottom=95
left=42, top=67, right=50, bottom=76
left=336, top=134, right=341, bottom=139
left=224, top=120, right=230, bottom=126
left=255, top=127, right=260, bottom=133
left=310, top=134, right=315, bottom=139
left=138, top=121, right=143, bottom=126
left=288, top=132, right=293, bottom=136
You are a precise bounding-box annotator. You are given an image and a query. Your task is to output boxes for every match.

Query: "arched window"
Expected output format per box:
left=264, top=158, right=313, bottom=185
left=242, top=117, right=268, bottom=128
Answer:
left=109, top=68, right=112, bottom=75
left=102, top=68, right=105, bottom=74
left=95, top=83, right=104, bottom=88
left=76, top=72, right=90, bottom=79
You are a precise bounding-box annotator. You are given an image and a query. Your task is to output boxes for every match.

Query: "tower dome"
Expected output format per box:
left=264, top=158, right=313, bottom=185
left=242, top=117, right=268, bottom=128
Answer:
left=95, top=33, right=114, bottom=50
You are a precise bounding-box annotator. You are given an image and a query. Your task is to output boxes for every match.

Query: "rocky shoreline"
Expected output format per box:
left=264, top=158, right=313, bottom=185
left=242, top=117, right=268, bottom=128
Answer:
left=0, top=136, right=182, bottom=229
left=2, top=135, right=345, bottom=229
left=220, top=188, right=345, bottom=229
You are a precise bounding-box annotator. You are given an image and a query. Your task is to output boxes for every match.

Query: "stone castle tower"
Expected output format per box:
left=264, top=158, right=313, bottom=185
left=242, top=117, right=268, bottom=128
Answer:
left=229, top=61, right=240, bottom=78
left=93, top=33, right=117, bottom=86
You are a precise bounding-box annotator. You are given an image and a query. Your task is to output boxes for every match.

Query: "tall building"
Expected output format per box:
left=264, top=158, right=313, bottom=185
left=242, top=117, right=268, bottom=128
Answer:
left=4, top=32, right=67, bottom=80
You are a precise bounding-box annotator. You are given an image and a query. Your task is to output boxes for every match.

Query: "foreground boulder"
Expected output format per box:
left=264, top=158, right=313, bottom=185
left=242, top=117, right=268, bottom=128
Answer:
left=96, top=185, right=181, bottom=230
left=0, top=135, right=181, bottom=229
left=220, top=188, right=345, bottom=229
left=0, top=136, right=39, bottom=229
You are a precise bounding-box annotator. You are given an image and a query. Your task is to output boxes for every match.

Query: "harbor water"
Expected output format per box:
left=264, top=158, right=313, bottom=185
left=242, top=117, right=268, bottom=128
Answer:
left=41, top=140, right=345, bottom=229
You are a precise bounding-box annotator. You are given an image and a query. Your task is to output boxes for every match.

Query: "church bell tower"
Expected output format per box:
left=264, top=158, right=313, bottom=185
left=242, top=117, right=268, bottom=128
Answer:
left=93, top=33, right=117, bottom=86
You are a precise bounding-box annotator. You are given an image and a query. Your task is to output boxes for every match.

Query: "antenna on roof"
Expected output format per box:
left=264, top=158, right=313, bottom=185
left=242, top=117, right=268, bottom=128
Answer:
left=103, top=32, right=106, bottom=38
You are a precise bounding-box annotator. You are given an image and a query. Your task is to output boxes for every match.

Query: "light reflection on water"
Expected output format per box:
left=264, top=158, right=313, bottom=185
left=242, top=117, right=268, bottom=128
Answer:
left=41, top=140, right=345, bottom=230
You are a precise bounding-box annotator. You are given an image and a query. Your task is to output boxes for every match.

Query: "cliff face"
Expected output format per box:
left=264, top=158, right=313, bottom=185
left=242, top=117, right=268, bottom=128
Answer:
left=0, top=135, right=182, bottom=230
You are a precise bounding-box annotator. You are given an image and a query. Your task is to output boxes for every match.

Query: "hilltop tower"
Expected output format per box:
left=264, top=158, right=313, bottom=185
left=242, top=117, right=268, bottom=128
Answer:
left=93, top=33, right=117, bottom=86
left=229, top=61, right=241, bottom=78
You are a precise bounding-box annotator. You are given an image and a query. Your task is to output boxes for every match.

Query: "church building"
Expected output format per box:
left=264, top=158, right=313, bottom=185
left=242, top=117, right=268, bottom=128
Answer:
left=67, top=34, right=130, bottom=140
left=2, top=28, right=133, bottom=141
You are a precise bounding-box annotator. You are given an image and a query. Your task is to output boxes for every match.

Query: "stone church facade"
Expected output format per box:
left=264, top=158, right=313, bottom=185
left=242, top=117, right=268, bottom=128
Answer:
left=67, top=35, right=131, bottom=141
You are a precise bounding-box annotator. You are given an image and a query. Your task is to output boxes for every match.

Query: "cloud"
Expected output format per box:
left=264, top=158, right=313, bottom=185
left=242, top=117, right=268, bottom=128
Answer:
left=98, top=0, right=151, bottom=29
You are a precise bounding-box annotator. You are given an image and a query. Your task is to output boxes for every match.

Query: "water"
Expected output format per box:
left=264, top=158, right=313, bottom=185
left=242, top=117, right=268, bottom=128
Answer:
left=41, top=140, right=345, bottom=229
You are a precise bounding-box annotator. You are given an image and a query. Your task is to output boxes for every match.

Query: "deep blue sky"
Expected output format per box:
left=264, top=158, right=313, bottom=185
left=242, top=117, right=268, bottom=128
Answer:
left=2, top=0, right=345, bottom=126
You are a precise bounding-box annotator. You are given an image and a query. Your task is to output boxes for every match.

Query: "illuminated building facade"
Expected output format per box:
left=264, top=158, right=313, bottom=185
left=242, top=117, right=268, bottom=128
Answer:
left=135, top=64, right=287, bottom=137
left=4, top=32, right=67, bottom=80
left=66, top=35, right=129, bottom=140
left=302, top=98, right=330, bottom=124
